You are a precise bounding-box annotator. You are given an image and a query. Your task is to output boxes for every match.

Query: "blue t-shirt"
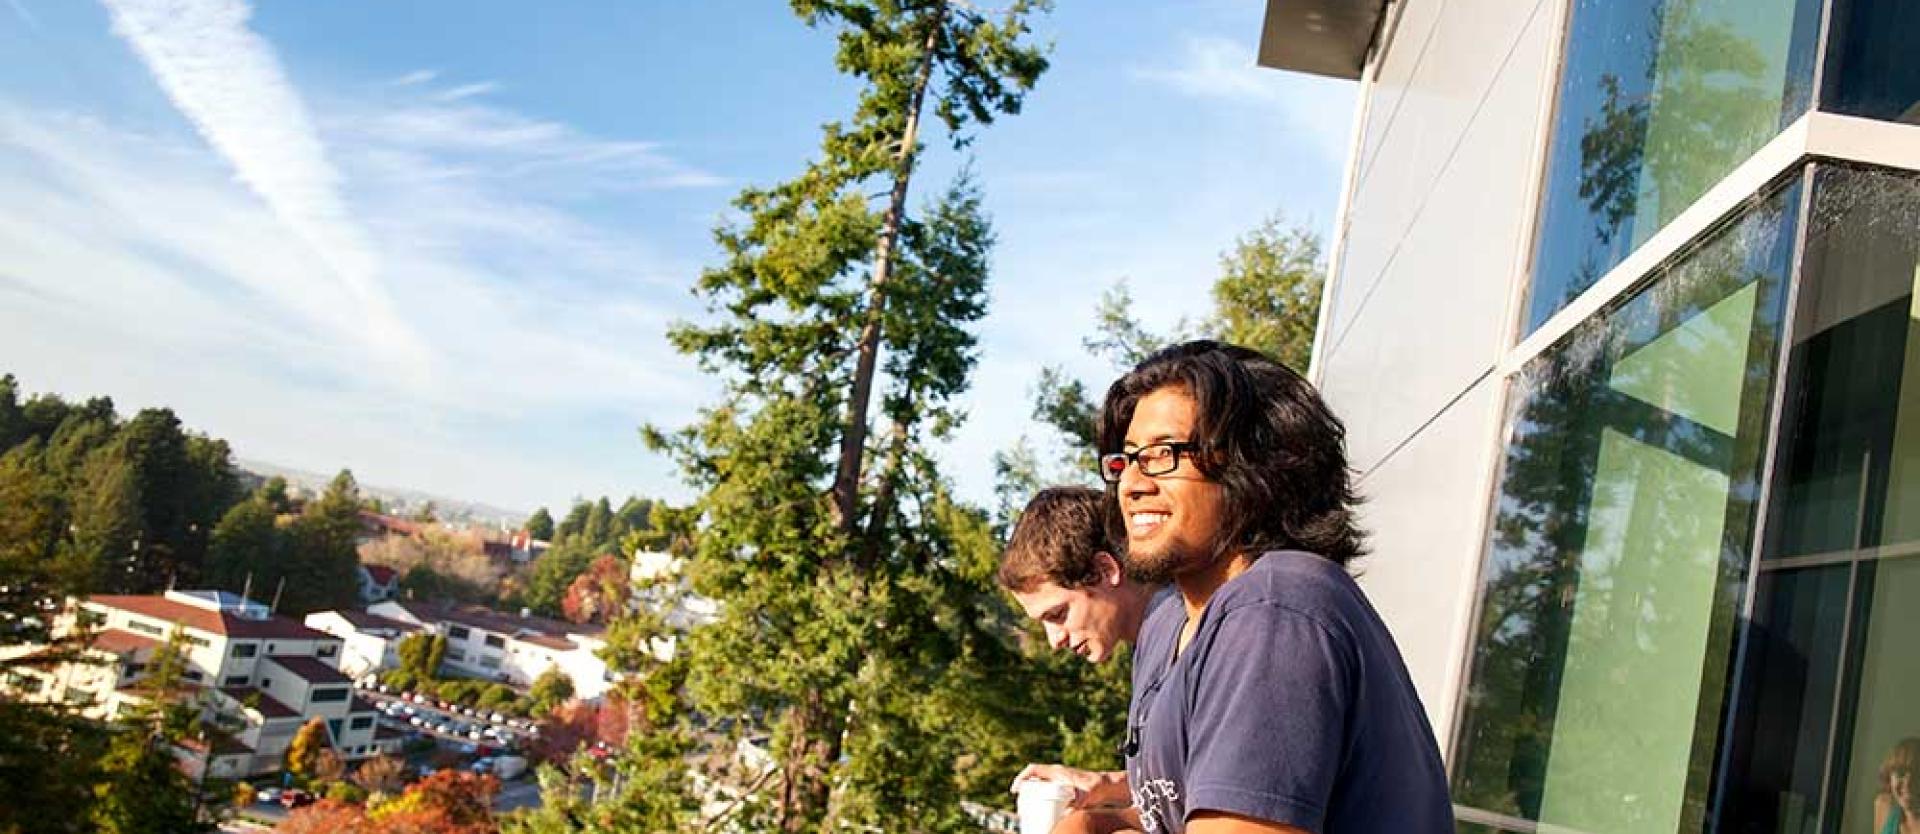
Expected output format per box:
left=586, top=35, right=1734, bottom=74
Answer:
left=1124, top=550, right=1452, bottom=834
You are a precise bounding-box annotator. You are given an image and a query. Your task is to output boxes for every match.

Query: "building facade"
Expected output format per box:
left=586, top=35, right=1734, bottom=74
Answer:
left=304, top=608, right=421, bottom=679
left=0, top=590, right=398, bottom=778
left=1261, top=0, right=1920, bottom=831
left=365, top=599, right=613, bottom=700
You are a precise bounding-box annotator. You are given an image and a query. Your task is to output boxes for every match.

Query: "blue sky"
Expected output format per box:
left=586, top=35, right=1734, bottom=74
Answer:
left=0, top=0, right=1354, bottom=516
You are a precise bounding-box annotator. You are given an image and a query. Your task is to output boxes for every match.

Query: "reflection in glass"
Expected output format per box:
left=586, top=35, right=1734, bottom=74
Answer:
left=1823, top=0, right=1920, bottom=123
left=1450, top=181, right=1798, bottom=831
left=1522, top=0, right=1820, bottom=333
left=1718, top=165, right=1920, bottom=834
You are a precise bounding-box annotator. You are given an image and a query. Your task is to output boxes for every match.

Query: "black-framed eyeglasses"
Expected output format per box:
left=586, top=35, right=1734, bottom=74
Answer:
left=1099, top=441, right=1200, bottom=484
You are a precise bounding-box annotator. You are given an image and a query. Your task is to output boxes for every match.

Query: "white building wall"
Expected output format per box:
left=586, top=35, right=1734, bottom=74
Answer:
left=1311, top=0, right=1564, bottom=750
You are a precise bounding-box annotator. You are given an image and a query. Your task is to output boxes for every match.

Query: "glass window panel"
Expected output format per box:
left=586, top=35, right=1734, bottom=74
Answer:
left=1717, top=164, right=1920, bottom=833
left=1451, top=180, right=1799, bottom=830
left=1522, top=0, right=1820, bottom=332
left=1822, top=0, right=1920, bottom=122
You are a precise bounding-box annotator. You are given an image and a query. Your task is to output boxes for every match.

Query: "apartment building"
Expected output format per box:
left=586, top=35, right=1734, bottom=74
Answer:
left=363, top=599, right=612, bottom=700
left=0, top=590, right=399, bottom=779
left=1260, top=0, right=1920, bottom=831
left=303, top=608, right=422, bottom=679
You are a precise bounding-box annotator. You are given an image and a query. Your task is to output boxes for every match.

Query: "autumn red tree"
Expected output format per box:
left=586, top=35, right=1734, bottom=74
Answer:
left=367, top=770, right=499, bottom=834
left=278, top=799, right=371, bottom=834
left=559, top=553, right=629, bottom=624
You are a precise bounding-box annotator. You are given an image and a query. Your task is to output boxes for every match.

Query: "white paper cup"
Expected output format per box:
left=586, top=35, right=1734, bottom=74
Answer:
left=1016, top=780, right=1076, bottom=834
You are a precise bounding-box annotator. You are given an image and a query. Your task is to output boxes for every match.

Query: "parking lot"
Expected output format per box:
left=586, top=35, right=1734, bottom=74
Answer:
left=356, top=682, right=541, bottom=753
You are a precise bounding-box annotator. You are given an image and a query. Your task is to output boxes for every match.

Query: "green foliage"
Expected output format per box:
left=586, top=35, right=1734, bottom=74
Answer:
left=0, top=378, right=244, bottom=606
left=1015, top=213, right=1327, bottom=491
left=201, top=470, right=362, bottom=615
left=0, top=701, right=112, bottom=834
left=607, top=6, right=1054, bottom=831
left=528, top=668, right=574, bottom=716
left=524, top=507, right=555, bottom=541
left=1206, top=212, right=1324, bottom=371
left=89, top=728, right=207, bottom=833
left=521, top=540, right=596, bottom=617
left=326, top=781, right=369, bottom=804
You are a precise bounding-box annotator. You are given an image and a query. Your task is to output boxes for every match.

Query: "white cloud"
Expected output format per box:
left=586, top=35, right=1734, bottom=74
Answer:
left=99, top=0, right=424, bottom=371
left=341, top=93, right=726, bottom=192
left=435, top=81, right=498, bottom=102
left=390, top=68, right=438, bottom=87
left=1133, top=34, right=1355, bottom=161
left=0, top=62, right=726, bottom=508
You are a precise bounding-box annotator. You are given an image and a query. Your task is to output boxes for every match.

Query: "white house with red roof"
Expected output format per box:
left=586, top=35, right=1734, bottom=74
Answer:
left=0, top=589, right=400, bottom=779
left=357, top=563, right=401, bottom=604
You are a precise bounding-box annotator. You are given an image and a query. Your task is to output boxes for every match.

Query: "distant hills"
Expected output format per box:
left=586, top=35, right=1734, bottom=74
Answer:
left=237, top=458, right=529, bottom=530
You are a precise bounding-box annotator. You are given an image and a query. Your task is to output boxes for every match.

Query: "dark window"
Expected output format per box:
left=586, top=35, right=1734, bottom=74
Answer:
left=261, top=678, right=271, bottom=689
left=126, top=620, right=164, bottom=637
left=310, top=687, right=349, bottom=703
left=327, top=719, right=342, bottom=739
left=183, top=669, right=204, bottom=682
left=483, top=635, right=505, bottom=649
left=316, top=644, right=338, bottom=658
left=1715, top=164, right=1920, bottom=833
left=1822, top=0, right=1920, bottom=122
left=448, top=626, right=471, bottom=640
left=229, top=643, right=257, bottom=658
left=349, top=716, right=373, bottom=730
left=224, top=675, right=247, bottom=687
left=182, top=634, right=209, bottom=648
left=1451, top=181, right=1799, bottom=830
left=1521, top=0, right=1821, bottom=332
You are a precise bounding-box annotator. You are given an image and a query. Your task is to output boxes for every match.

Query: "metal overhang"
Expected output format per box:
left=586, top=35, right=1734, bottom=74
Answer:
left=1256, top=0, right=1389, bottom=80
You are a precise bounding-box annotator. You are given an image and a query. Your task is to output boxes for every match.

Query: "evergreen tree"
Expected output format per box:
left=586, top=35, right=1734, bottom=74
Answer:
left=581, top=497, right=614, bottom=550
left=629, top=4, right=1050, bottom=828
left=555, top=501, right=591, bottom=543
left=525, top=507, right=555, bottom=542
left=205, top=497, right=279, bottom=598
left=277, top=470, right=364, bottom=614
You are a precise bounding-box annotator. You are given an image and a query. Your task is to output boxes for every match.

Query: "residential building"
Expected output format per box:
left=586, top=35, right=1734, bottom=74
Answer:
left=0, top=590, right=399, bottom=778
left=365, top=599, right=613, bottom=700
left=357, top=563, right=400, bottom=604
left=304, top=608, right=421, bottom=678
left=629, top=549, right=719, bottom=662
left=1260, top=0, right=1920, bottom=831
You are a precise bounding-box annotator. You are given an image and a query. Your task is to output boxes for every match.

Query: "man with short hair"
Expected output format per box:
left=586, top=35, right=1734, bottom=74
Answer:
left=1096, top=340, right=1451, bottom=834
left=1000, top=486, right=1164, bottom=827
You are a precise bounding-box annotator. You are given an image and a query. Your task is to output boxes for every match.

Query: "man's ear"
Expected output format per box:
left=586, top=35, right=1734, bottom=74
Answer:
left=1094, top=551, right=1124, bottom=587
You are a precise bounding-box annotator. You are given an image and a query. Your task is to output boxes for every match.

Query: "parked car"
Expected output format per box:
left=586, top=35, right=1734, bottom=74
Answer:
left=279, top=789, right=315, bottom=809
left=488, top=712, right=506, bottom=724
left=255, top=787, right=283, bottom=804
left=491, top=756, right=528, bottom=781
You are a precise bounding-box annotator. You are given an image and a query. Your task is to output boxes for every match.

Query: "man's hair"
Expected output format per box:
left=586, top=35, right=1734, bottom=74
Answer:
left=1096, top=339, right=1367, bottom=566
left=998, top=486, right=1116, bottom=593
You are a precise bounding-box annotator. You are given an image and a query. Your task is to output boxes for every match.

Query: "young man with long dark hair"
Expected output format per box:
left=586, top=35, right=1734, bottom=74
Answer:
left=1095, top=340, right=1451, bottom=834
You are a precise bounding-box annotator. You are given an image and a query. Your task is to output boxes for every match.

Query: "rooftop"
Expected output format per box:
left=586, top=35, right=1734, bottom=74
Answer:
left=220, top=686, right=299, bottom=718
left=90, top=629, right=163, bottom=656
left=263, top=654, right=353, bottom=685
left=384, top=599, right=603, bottom=642
left=319, top=609, right=420, bottom=634
left=86, top=594, right=338, bottom=640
